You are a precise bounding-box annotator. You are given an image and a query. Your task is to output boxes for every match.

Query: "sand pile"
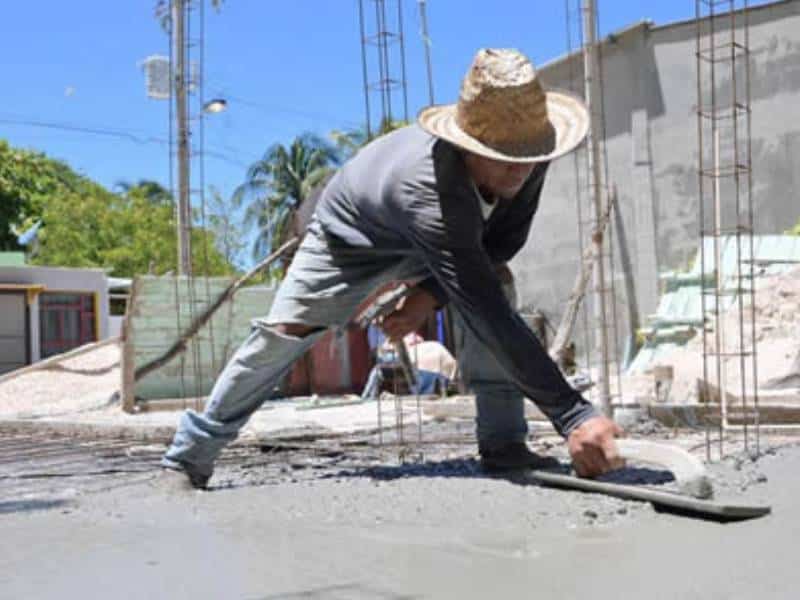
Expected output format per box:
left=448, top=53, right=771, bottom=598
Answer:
left=0, top=342, right=120, bottom=419
left=625, top=265, right=800, bottom=404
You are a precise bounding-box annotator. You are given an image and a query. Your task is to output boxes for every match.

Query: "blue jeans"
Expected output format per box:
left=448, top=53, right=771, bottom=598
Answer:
left=163, top=220, right=528, bottom=478
left=453, top=276, right=528, bottom=446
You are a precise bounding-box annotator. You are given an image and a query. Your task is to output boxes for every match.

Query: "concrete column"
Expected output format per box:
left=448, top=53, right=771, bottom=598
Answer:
left=631, top=108, right=660, bottom=317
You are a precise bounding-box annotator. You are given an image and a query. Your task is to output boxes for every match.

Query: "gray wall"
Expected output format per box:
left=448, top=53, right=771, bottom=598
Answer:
left=0, top=293, right=27, bottom=374
left=511, top=0, right=800, bottom=359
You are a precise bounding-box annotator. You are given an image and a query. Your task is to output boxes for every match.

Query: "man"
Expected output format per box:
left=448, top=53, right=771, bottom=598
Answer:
left=162, top=48, right=622, bottom=489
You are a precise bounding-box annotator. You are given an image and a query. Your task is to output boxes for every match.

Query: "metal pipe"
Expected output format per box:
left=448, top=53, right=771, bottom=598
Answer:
left=582, top=0, right=611, bottom=417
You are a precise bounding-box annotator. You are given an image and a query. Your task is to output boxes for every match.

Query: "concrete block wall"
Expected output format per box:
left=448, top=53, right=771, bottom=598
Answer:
left=511, top=0, right=800, bottom=359
left=124, top=276, right=277, bottom=401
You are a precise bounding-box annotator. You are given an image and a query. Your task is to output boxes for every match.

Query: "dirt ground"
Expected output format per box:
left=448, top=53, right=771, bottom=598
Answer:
left=0, top=420, right=795, bottom=600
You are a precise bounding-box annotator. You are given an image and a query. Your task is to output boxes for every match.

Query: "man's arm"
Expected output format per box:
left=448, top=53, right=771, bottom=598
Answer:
left=392, top=177, right=598, bottom=438
left=413, top=162, right=548, bottom=303
left=416, top=276, right=448, bottom=308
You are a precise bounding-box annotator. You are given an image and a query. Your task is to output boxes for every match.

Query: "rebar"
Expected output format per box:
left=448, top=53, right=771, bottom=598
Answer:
left=357, top=0, right=410, bottom=132
left=696, top=0, right=759, bottom=460
left=568, top=0, right=622, bottom=416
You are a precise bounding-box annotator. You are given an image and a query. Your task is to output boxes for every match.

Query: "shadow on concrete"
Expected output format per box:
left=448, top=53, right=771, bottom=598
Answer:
left=251, top=582, right=419, bottom=599
left=0, top=498, right=70, bottom=515
left=324, top=457, right=485, bottom=481
left=595, top=466, right=675, bottom=486
left=323, top=458, right=676, bottom=487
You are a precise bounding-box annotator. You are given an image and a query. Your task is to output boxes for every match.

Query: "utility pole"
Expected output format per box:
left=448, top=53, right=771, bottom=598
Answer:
left=418, top=0, right=435, bottom=105
left=582, top=0, right=611, bottom=416
left=172, top=0, right=192, bottom=276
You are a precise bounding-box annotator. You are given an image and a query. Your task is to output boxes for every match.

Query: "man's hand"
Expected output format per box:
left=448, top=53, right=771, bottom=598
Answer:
left=567, top=416, right=625, bottom=478
left=381, top=287, right=438, bottom=341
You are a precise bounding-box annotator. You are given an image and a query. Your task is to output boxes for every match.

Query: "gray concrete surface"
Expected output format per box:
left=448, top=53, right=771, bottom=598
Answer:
left=0, top=422, right=794, bottom=600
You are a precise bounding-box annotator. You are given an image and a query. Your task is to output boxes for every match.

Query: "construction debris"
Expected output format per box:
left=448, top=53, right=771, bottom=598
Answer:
left=624, top=264, right=800, bottom=410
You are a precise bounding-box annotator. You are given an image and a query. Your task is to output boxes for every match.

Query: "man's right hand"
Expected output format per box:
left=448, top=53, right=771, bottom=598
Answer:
left=381, top=287, right=438, bottom=341
left=567, top=416, right=625, bottom=478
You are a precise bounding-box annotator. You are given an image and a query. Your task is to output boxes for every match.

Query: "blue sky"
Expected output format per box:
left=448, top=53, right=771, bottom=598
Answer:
left=1, top=1, right=770, bottom=225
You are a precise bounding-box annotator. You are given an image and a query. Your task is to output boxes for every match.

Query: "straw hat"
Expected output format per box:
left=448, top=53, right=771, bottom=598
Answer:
left=418, top=48, right=589, bottom=163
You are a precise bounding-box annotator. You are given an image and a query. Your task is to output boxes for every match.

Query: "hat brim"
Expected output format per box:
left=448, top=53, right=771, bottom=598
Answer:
left=417, top=90, right=589, bottom=164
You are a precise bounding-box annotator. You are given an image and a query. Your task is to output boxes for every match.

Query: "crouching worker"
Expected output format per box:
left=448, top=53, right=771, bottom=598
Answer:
left=161, top=48, right=623, bottom=489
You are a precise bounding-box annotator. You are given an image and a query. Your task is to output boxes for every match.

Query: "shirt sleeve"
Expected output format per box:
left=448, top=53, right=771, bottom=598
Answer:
left=391, top=173, right=598, bottom=438
left=417, top=276, right=449, bottom=307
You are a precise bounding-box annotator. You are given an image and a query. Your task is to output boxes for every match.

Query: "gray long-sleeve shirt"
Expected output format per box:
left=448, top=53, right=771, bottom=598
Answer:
left=315, top=125, right=598, bottom=437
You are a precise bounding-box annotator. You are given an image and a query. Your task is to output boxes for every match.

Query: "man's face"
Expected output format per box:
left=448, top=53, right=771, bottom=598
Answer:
left=463, top=152, right=536, bottom=200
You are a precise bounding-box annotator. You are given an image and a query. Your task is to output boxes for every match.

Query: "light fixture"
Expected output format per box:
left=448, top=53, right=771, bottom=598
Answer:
left=203, top=98, right=227, bottom=114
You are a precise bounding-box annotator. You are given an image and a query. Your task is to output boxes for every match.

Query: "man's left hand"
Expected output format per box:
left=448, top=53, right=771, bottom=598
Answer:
left=567, top=416, right=625, bottom=478
left=381, top=287, right=438, bottom=342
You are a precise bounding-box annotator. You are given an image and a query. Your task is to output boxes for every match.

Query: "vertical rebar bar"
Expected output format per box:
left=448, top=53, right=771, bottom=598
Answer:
left=729, top=0, right=749, bottom=453
left=594, top=3, right=624, bottom=403
left=360, top=0, right=409, bottom=134
left=697, top=0, right=759, bottom=459
left=418, top=0, right=435, bottom=105
left=565, top=0, right=594, bottom=375
left=397, top=0, right=409, bottom=122
left=358, top=0, right=373, bottom=138
left=744, top=0, right=760, bottom=455
left=378, top=0, right=394, bottom=124
left=197, top=0, right=217, bottom=382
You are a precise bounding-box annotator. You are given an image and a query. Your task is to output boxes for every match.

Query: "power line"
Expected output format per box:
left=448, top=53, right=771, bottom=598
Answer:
left=0, top=115, right=248, bottom=168
left=0, top=117, right=163, bottom=145
left=204, top=79, right=362, bottom=129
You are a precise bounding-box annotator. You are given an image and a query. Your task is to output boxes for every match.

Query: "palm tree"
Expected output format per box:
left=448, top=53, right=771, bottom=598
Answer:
left=330, top=118, right=408, bottom=161
left=234, top=133, right=339, bottom=266
left=114, top=179, right=173, bottom=205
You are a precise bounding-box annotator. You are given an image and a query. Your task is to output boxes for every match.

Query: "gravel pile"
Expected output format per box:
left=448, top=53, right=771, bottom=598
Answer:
left=0, top=342, right=120, bottom=419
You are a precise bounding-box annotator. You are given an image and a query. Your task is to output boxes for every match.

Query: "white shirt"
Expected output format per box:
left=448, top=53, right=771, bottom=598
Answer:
left=469, top=178, right=498, bottom=221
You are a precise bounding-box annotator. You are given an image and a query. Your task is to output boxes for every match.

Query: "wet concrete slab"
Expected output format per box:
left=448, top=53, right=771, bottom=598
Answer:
left=0, top=424, right=794, bottom=599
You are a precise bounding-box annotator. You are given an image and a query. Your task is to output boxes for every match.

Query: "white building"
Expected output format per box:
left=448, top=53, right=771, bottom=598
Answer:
left=0, top=265, right=111, bottom=375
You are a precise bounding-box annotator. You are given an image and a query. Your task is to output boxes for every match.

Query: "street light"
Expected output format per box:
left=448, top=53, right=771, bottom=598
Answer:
left=203, top=98, right=227, bottom=114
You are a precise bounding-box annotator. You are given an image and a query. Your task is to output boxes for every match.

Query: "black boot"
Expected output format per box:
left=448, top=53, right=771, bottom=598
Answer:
left=478, top=441, right=561, bottom=472
left=158, top=466, right=210, bottom=491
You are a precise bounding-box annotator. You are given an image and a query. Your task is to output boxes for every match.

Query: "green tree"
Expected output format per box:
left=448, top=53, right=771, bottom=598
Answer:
left=234, top=133, right=339, bottom=264
left=206, top=185, right=246, bottom=271
left=34, top=183, right=233, bottom=277
left=113, top=179, right=173, bottom=205
left=0, top=140, right=99, bottom=250
left=330, top=118, right=407, bottom=161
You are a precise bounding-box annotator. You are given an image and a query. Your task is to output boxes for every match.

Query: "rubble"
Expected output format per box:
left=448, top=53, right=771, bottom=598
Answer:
left=623, top=265, right=800, bottom=405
